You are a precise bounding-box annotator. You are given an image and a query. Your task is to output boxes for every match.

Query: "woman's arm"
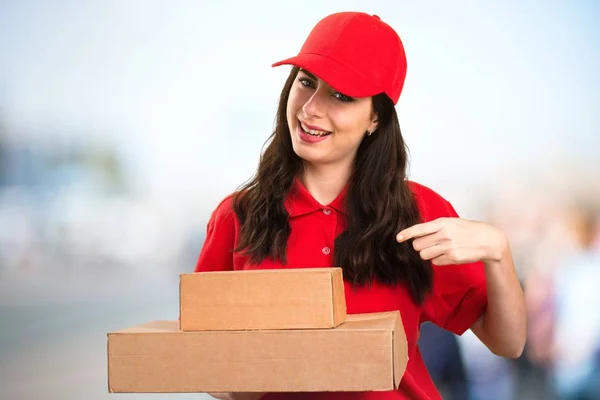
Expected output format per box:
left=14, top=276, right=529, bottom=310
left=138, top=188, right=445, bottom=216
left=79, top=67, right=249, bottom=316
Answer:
left=398, top=217, right=527, bottom=358
left=470, top=235, right=526, bottom=358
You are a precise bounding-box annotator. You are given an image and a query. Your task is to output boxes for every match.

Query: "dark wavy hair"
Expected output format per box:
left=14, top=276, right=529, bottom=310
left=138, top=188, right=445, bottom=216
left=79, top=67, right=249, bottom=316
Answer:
left=232, top=66, right=433, bottom=304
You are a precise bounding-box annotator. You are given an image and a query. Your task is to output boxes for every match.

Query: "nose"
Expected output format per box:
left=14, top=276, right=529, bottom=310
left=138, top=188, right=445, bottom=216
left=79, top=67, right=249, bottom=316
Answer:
left=302, top=90, right=327, bottom=118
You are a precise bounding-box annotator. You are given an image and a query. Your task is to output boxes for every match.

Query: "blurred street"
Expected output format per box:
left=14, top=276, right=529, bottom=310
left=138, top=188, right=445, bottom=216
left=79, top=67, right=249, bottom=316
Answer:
left=0, top=269, right=210, bottom=400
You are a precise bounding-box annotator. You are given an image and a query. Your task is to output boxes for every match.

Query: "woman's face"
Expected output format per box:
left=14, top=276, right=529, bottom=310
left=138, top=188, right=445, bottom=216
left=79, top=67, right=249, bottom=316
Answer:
left=286, top=69, right=378, bottom=169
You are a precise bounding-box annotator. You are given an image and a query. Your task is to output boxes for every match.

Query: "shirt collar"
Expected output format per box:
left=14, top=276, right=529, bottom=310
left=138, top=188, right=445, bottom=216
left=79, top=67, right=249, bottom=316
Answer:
left=284, top=177, right=348, bottom=217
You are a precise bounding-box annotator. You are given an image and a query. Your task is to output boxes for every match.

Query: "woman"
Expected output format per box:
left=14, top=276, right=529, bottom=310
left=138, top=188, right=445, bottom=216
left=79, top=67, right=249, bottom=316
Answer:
left=198, top=11, right=526, bottom=400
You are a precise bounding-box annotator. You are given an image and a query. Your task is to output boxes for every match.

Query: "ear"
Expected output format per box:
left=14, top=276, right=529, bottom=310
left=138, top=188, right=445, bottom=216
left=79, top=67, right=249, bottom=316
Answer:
left=368, top=112, right=379, bottom=134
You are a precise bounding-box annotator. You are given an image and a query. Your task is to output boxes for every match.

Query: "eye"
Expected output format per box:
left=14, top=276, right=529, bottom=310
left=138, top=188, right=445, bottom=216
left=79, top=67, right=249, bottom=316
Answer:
left=332, top=92, right=355, bottom=102
left=298, top=77, right=316, bottom=88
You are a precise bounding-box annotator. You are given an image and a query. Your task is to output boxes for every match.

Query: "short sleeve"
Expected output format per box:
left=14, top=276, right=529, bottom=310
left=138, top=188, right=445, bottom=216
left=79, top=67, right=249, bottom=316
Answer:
left=194, top=195, right=237, bottom=272
left=410, top=182, right=488, bottom=335
left=425, top=260, right=488, bottom=335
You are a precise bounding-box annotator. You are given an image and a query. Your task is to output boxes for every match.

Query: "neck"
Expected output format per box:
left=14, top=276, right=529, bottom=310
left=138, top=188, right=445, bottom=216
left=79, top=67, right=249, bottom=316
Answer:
left=300, top=162, right=351, bottom=205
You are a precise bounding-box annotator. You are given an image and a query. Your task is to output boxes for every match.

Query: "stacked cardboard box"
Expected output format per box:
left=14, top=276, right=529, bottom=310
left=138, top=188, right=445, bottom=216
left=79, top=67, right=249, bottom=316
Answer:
left=107, top=267, right=408, bottom=393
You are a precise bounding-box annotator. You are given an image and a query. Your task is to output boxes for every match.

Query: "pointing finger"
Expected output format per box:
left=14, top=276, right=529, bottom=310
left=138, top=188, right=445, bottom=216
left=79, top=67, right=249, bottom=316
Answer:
left=396, top=219, right=444, bottom=242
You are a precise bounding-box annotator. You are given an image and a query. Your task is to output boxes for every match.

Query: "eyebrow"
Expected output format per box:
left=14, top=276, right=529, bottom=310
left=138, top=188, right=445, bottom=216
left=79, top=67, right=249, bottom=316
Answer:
left=299, top=69, right=318, bottom=81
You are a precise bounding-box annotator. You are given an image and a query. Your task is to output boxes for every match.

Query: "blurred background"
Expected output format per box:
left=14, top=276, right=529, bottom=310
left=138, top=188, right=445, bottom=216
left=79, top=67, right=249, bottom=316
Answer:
left=0, top=1, right=599, bottom=399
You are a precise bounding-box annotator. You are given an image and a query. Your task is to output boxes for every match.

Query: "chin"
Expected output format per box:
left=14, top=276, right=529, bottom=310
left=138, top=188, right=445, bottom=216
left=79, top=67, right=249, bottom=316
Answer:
left=291, top=146, right=321, bottom=165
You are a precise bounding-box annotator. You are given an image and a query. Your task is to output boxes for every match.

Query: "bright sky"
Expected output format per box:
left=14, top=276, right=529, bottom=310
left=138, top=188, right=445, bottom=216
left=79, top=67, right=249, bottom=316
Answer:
left=1, top=0, right=598, bottom=202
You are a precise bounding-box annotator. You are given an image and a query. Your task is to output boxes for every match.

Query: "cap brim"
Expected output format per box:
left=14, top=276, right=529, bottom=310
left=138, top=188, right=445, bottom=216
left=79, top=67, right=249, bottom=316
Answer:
left=272, top=53, right=381, bottom=99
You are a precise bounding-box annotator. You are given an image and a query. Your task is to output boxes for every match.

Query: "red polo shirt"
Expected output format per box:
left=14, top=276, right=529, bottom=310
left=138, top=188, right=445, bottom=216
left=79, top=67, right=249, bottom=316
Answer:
left=195, top=179, right=488, bottom=400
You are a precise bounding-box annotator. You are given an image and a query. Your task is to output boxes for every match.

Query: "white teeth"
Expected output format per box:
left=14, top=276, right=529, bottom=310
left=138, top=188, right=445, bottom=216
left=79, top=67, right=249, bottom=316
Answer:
left=301, top=122, right=331, bottom=137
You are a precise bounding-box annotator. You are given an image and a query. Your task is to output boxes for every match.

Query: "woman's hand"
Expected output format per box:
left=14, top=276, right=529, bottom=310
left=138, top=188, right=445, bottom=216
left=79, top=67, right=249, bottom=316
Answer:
left=396, top=217, right=509, bottom=265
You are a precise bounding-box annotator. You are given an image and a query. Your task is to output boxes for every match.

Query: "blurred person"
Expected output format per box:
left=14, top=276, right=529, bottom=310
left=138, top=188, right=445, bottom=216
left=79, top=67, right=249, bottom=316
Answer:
left=523, top=256, right=556, bottom=398
left=520, top=206, right=579, bottom=399
left=485, top=198, right=553, bottom=398
left=459, top=329, right=518, bottom=400
left=196, top=11, right=526, bottom=400
left=546, top=207, right=600, bottom=400
left=418, top=322, right=470, bottom=399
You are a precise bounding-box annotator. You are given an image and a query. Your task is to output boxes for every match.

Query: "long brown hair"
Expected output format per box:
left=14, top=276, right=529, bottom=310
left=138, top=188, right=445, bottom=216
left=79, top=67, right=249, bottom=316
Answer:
left=232, top=66, right=433, bottom=304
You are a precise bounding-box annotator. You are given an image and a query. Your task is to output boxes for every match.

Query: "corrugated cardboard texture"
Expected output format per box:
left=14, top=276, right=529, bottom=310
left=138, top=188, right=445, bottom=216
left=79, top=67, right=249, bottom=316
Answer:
left=107, top=311, right=407, bottom=393
left=180, top=268, right=347, bottom=331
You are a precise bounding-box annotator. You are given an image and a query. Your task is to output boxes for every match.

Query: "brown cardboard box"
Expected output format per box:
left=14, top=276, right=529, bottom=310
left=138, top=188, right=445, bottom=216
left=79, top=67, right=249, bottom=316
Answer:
left=107, top=311, right=407, bottom=393
left=179, top=268, right=347, bottom=331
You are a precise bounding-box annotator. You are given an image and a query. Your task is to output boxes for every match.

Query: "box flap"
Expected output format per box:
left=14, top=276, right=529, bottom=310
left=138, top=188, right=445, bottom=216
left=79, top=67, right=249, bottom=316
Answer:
left=330, top=268, right=347, bottom=326
left=336, top=312, right=399, bottom=331
left=392, top=312, right=408, bottom=388
left=109, top=320, right=180, bottom=334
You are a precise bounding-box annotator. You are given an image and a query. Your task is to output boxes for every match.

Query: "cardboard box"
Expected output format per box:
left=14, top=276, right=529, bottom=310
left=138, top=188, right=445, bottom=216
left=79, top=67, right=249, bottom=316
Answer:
left=179, top=268, right=347, bottom=331
left=107, top=311, right=407, bottom=393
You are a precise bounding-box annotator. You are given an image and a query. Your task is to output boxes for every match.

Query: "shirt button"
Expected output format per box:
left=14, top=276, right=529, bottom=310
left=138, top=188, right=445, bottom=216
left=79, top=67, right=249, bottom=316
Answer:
left=322, top=247, right=331, bottom=255
left=323, top=208, right=331, bottom=215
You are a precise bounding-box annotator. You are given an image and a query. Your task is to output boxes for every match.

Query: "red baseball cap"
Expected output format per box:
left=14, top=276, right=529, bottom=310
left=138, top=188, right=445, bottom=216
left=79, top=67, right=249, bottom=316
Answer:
left=272, top=12, right=408, bottom=105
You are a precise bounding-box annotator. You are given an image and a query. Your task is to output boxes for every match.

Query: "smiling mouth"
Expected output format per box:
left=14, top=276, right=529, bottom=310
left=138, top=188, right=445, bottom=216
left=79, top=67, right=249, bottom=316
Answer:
left=299, top=121, right=332, bottom=137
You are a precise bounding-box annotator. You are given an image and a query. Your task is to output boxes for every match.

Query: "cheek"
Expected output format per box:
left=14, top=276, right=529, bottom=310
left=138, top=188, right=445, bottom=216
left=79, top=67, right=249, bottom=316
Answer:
left=286, top=91, right=301, bottom=123
left=330, top=111, right=369, bottom=141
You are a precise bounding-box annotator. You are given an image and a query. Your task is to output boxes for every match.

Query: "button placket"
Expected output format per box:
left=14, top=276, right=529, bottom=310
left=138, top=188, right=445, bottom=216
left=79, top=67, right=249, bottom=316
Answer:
left=320, top=207, right=334, bottom=258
